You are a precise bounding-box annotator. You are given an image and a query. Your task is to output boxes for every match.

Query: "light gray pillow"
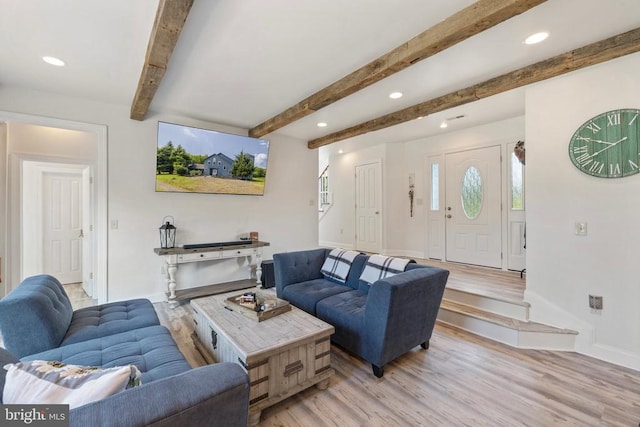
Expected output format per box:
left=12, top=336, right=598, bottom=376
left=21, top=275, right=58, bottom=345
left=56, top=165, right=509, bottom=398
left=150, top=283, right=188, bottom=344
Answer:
left=0, top=348, right=19, bottom=402
left=3, top=360, right=141, bottom=409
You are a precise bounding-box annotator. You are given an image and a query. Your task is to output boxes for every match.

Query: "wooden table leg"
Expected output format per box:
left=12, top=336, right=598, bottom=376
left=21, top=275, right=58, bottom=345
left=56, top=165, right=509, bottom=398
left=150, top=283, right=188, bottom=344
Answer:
left=315, top=378, right=330, bottom=390
left=248, top=409, right=262, bottom=426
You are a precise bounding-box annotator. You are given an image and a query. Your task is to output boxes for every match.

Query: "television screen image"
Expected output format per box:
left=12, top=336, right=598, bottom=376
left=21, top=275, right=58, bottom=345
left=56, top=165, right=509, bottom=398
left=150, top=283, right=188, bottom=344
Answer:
left=156, top=121, right=270, bottom=195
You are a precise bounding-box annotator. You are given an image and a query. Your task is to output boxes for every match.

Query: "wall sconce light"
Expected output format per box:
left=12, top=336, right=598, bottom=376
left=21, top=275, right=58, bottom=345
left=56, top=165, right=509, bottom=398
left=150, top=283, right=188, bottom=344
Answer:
left=408, top=173, right=415, bottom=217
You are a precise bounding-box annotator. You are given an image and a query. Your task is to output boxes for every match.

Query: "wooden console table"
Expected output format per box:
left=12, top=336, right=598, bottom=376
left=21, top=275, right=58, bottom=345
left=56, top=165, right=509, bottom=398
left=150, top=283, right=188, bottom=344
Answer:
left=154, top=240, right=269, bottom=300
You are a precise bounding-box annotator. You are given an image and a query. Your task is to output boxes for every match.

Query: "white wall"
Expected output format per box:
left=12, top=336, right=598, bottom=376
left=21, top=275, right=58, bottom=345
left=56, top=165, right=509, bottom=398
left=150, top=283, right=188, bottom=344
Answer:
left=382, top=144, right=406, bottom=256
left=525, top=52, right=640, bottom=370
left=0, top=86, right=319, bottom=302
left=8, top=123, right=97, bottom=158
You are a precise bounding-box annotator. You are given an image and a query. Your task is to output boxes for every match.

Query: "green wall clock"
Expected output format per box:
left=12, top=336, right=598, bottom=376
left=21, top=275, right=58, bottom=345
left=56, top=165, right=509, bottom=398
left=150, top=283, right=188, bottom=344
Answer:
left=568, top=108, right=640, bottom=178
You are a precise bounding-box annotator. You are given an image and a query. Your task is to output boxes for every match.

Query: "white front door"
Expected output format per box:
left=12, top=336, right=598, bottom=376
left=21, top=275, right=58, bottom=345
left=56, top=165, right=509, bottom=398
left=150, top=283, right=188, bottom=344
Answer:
left=355, top=162, right=382, bottom=253
left=445, top=146, right=502, bottom=268
left=43, top=172, right=83, bottom=284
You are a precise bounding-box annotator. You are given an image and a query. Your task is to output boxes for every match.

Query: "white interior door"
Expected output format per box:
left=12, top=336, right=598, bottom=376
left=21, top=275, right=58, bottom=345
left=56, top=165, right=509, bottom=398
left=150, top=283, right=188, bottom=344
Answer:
left=355, top=161, right=382, bottom=253
left=43, top=172, right=83, bottom=284
left=445, top=146, right=502, bottom=268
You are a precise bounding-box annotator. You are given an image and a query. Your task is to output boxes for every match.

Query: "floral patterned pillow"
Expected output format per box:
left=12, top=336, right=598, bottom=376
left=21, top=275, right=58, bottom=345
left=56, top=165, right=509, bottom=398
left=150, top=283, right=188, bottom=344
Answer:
left=3, top=360, right=141, bottom=409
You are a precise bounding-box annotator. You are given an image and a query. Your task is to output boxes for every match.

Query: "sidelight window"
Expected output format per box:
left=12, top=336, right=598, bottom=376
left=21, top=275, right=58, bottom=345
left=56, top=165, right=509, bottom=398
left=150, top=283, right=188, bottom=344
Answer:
left=430, top=163, right=439, bottom=211
left=511, top=152, right=524, bottom=210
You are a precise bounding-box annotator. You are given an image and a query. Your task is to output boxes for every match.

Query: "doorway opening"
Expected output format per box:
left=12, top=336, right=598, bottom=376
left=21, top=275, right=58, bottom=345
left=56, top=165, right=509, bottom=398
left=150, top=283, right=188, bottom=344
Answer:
left=426, top=144, right=526, bottom=272
left=1, top=111, right=107, bottom=303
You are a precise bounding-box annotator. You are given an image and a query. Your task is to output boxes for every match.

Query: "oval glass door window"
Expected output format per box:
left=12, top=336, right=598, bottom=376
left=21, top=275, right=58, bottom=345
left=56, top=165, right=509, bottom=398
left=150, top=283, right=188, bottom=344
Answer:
left=461, top=166, right=483, bottom=219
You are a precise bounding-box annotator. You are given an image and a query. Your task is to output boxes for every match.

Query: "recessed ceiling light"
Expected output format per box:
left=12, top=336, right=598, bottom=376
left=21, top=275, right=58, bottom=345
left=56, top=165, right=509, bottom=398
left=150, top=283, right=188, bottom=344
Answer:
left=389, top=92, right=403, bottom=99
left=317, top=122, right=327, bottom=128
left=338, top=149, right=344, bottom=154
left=42, top=56, right=65, bottom=66
left=524, top=32, right=549, bottom=45
left=440, top=121, right=448, bottom=129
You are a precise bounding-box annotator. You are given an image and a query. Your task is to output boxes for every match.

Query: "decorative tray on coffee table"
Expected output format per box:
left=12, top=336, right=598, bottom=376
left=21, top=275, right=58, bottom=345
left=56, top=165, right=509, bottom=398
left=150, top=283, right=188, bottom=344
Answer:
left=225, top=291, right=291, bottom=322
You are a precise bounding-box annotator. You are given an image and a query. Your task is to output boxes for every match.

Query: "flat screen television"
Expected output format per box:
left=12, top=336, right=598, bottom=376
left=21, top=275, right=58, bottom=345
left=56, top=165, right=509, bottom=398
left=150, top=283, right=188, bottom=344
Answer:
left=156, top=121, right=270, bottom=195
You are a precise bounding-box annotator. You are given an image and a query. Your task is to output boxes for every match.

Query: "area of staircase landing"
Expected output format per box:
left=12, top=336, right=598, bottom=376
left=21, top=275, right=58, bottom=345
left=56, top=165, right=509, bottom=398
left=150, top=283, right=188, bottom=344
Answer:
left=418, top=259, right=577, bottom=350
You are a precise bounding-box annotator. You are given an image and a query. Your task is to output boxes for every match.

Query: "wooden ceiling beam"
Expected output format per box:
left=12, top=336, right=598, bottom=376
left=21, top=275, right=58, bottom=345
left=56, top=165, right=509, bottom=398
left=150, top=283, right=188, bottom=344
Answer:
left=130, top=0, right=194, bottom=121
left=249, top=0, right=547, bottom=138
left=308, top=27, right=640, bottom=149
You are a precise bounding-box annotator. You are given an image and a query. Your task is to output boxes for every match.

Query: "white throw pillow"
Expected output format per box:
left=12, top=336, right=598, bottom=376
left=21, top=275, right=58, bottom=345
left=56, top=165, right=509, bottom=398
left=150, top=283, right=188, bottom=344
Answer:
left=320, top=249, right=360, bottom=283
left=3, top=360, right=141, bottom=409
left=359, top=255, right=411, bottom=285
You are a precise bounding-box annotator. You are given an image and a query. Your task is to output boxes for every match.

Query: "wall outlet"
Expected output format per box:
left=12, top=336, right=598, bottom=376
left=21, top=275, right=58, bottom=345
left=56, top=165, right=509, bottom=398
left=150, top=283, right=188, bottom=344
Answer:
left=589, top=295, right=603, bottom=310
left=110, top=220, right=119, bottom=230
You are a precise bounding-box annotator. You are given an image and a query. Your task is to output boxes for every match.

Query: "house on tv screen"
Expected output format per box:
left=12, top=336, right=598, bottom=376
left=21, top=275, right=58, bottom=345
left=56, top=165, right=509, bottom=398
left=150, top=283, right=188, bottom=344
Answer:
left=203, top=152, right=255, bottom=178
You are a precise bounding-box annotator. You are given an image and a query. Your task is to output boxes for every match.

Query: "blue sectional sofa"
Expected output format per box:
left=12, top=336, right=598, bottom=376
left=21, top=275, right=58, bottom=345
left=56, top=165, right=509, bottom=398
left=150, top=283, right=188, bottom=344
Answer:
left=273, top=249, right=449, bottom=377
left=0, top=274, right=250, bottom=427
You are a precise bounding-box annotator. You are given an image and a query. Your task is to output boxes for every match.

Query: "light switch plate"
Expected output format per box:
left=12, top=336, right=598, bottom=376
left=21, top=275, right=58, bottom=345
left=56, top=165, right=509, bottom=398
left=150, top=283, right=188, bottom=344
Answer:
left=575, top=222, right=587, bottom=236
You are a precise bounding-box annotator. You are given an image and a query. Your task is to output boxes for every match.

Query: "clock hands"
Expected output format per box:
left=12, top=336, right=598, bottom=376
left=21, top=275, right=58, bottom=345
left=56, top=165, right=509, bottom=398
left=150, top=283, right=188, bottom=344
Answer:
left=592, top=140, right=615, bottom=146
left=575, top=136, right=616, bottom=145
left=590, top=136, right=628, bottom=157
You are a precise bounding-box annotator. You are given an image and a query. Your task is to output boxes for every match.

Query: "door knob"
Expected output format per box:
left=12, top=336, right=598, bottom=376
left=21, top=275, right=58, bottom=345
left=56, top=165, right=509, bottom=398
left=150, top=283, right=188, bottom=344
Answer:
left=446, top=214, right=452, bottom=219
left=375, top=211, right=380, bottom=214
left=79, top=229, right=84, bottom=238
left=447, top=207, right=452, bottom=211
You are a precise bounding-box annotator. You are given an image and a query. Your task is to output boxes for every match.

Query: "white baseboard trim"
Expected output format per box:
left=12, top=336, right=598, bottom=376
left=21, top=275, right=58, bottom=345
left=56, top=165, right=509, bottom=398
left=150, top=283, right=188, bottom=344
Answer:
left=319, top=240, right=355, bottom=250
left=147, top=292, right=169, bottom=304
left=382, top=249, right=425, bottom=259
left=526, top=289, right=640, bottom=371
left=586, top=343, right=640, bottom=372
left=524, top=289, right=591, bottom=331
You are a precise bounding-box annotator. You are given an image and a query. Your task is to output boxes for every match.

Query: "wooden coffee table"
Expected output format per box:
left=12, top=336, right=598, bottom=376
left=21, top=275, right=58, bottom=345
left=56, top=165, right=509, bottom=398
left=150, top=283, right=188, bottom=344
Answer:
left=191, top=290, right=335, bottom=425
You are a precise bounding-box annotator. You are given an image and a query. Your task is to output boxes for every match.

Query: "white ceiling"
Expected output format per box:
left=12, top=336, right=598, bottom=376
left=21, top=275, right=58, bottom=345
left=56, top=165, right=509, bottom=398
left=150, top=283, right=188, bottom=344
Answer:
left=2, top=0, right=640, bottom=149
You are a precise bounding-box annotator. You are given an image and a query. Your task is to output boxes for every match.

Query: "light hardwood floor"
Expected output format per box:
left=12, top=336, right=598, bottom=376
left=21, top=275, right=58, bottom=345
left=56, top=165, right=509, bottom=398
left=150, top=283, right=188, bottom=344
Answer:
left=65, top=265, right=638, bottom=426
left=64, top=282, right=97, bottom=309
left=418, top=258, right=526, bottom=302
left=154, top=297, right=640, bottom=427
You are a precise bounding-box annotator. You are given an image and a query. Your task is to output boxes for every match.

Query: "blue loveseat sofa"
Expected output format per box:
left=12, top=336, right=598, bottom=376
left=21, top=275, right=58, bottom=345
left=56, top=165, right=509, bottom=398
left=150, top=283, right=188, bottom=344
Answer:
left=0, top=274, right=250, bottom=427
left=273, top=249, right=449, bottom=377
